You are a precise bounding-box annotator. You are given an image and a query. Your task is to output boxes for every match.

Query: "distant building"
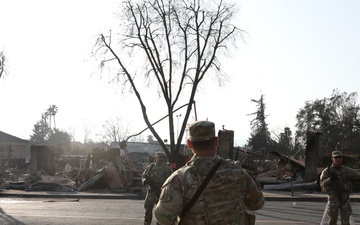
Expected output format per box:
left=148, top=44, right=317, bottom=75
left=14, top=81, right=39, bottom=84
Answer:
left=0, top=131, right=31, bottom=165
left=109, top=141, right=191, bottom=168
left=109, top=141, right=190, bottom=155
left=109, top=141, right=170, bottom=155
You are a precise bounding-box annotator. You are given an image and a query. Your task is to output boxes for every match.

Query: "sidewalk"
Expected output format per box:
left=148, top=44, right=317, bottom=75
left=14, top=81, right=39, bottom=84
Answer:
left=1, top=189, right=360, bottom=202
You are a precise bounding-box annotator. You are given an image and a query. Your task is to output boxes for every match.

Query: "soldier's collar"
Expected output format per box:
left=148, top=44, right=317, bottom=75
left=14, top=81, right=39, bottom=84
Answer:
left=195, top=154, right=219, bottom=160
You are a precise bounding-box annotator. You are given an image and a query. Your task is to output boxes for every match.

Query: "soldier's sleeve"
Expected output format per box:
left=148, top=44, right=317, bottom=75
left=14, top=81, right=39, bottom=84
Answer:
left=155, top=173, right=183, bottom=225
left=244, top=171, right=265, bottom=211
left=142, top=165, right=151, bottom=185
left=345, top=166, right=360, bottom=179
left=319, top=168, right=331, bottom=188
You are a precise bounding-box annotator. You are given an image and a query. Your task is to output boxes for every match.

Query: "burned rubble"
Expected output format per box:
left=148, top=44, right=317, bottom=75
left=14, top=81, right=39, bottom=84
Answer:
left=0, top=145, right=148, bottom=196
left=0, top=144, right=311, bottom=195
left=1, top=131, right=359, bottom=195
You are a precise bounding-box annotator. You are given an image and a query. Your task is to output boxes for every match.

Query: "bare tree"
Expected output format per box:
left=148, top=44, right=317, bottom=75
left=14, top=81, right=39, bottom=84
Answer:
left=128, top=133, right=145, bottom=143
left=68, top=126, right=77, bottom=142
left=83, top=122, right=92, bottom=144
left=93, top=0, right=242, bottom=168
left=100, top=117, right=131, bottom=146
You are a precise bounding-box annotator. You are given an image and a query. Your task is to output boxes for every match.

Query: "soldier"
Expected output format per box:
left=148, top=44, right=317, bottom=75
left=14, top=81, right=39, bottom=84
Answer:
left=142, top=151, right=173, bottom=225
left=320, top=150, right=360, bottom=225
left=155, top=120, right=265, bottom=225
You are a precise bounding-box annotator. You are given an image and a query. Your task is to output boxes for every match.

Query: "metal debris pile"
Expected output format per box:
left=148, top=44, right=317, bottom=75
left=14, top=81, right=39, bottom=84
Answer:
left=0, top=147, right=326, bottom=194
left=0, top=151, right=148, bottom=195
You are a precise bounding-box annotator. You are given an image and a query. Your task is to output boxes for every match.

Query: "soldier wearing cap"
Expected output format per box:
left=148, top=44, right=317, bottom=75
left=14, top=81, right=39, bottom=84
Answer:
left=320, top=150, right=360, bottom=225
left=142, top=151, right=173, bottom=225
left=155, top=120, right=264, bottom=225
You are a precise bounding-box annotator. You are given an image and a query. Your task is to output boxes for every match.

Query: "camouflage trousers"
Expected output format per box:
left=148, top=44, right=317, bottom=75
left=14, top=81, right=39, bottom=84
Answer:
left=144, top=190, right=160, bottom=225
left=327, top=194, right=352, bottom=225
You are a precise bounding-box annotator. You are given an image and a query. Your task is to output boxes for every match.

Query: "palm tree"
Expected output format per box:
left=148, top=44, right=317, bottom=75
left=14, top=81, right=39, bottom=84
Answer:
left=0, top=51, right=6, bottom=78
left=47, top=105, right=58, bottom=129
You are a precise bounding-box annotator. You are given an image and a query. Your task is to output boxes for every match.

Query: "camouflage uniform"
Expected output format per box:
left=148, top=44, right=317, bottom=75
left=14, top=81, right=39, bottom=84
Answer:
left=155, top=154, right=264, bottom=225
left=155, top=120, right=264, bottom=225
left=320, top=151, right=360, bottom=225
left=142, top=156, right=173, bottom=225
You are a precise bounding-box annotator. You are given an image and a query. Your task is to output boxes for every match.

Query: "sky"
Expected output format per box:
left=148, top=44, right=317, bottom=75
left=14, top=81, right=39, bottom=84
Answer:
left=1, top=0, right=360, bottom=146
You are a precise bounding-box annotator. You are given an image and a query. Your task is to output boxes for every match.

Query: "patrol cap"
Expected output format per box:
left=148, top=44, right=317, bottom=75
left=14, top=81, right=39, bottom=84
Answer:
left=155, top=151, right=165, bottom=157
left=188, top=121, right=215, bottom=142
left=332, top=150, right=343, bottom=158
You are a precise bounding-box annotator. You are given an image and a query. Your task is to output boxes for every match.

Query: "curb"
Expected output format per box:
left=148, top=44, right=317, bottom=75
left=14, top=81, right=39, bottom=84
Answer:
left=0, top=190, right=144, bottom=200
left=1, top=190, right=359, bottom=202
left=0, top=193, right=144, bottom=200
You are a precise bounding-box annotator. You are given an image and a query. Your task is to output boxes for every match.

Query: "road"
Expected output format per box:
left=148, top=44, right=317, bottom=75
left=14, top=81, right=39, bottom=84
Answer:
left=258, top=201, right=360, bottom=224
left=0, top=197, right=359, bottom=225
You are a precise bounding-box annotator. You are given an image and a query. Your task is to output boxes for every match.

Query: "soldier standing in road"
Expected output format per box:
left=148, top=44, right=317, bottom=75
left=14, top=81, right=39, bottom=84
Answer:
left=320, top=150, right=360, bottom=225
left=155, top=120, right=264, bottom=225
left=142, top=151, right=173, bottom=225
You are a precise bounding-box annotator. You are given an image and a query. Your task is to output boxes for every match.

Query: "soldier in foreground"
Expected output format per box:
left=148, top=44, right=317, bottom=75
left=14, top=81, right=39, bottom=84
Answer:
left=142, top=151, right=173, bottom=225
left=320, top=150, right=360, bottom=225
left=155, top=120, right=264, bottom=225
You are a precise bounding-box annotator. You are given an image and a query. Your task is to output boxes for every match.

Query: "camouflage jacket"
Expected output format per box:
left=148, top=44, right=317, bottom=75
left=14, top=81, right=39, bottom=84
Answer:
left=320, top=164, right=360, bottom=194
left=155, top=155, right=265, bottom=225
left=142, top=163, right=173, bottom=191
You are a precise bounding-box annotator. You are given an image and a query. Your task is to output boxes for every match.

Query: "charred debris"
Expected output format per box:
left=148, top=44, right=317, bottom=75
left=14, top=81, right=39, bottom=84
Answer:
left=0, top=147, right=320, bottom=195
left=0, top=144, right=147, bottom=195
left=0, top=131, right=358, bottom=195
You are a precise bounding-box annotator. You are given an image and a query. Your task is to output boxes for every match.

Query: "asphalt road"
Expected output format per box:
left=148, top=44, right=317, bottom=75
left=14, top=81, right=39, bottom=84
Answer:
left=257, top=201, right=360, bottom=224
left=0, top=197, right=359, bottom=225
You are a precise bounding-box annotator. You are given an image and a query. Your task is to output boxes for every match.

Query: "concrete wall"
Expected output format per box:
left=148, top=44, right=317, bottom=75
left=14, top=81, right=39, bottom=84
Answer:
left=303, top=132, right=322, bottom=181
left=30, top=145, right=55, bottom=175
left=217, top=130, right=234, bottom=160
left=0, top=142, right=31, bottom=165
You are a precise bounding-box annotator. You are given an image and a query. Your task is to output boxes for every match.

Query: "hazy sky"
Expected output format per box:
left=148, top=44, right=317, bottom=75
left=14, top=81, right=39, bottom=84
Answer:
left=1, top=0, right=360, bottom=146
